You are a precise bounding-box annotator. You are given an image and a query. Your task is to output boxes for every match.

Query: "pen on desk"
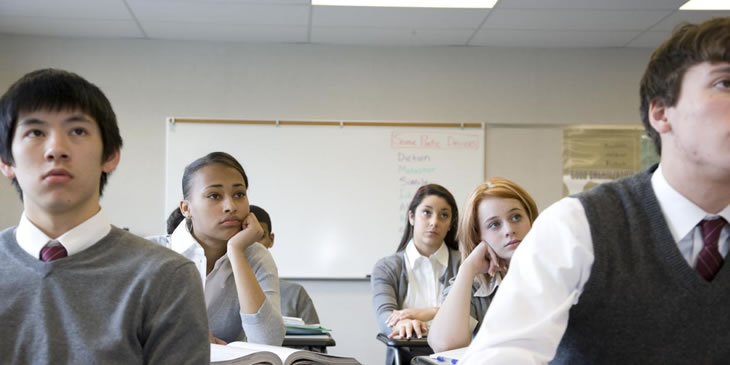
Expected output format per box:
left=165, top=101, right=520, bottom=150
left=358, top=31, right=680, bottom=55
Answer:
left=435, top=356, right=458, bottom=364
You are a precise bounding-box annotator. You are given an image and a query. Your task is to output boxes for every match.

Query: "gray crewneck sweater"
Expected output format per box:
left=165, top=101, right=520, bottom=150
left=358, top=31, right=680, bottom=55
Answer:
left=553, top=166, right=730, bottom=364
left=0, top=226, right=210, bottom=365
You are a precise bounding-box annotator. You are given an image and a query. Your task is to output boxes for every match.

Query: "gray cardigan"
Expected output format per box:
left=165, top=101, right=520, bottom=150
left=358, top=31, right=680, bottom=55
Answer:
left=371, top=247, right=461, bottom=336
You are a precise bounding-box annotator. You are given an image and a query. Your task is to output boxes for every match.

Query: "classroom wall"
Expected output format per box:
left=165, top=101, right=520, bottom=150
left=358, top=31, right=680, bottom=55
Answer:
left=0, top=34, right=651, bottom=364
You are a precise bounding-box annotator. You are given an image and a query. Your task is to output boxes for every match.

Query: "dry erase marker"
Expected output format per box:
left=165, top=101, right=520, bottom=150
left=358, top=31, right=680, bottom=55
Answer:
left=436, top=356, right=458, bottom=364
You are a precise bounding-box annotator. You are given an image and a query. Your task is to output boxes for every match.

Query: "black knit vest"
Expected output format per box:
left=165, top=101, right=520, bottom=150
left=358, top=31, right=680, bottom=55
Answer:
left=552, top=165, right=730, bottom=364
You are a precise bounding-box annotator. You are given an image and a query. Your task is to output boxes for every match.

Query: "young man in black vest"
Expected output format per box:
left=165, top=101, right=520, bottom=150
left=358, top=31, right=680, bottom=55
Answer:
left=461, top=17, right=730, bottom=364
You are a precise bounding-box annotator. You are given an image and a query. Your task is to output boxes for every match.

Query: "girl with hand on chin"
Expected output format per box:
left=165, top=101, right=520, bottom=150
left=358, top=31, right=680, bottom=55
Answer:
left=428, top=177, right=538, bottom=352
left=371, top=184, right=460, bottom=364
left=148, top=152, right=285, bottom=346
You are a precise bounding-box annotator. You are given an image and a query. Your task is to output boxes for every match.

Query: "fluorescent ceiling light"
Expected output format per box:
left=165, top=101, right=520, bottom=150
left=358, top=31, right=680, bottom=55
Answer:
left=680, top=0, right=730, bottom=10
left=312, top=0, right=498, bottom=8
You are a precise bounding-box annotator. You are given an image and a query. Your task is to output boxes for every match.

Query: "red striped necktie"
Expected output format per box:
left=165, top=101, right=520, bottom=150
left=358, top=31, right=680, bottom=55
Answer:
left=696, top=218, right=727, bottom=281
left=40, top=241, right=68, bottom=262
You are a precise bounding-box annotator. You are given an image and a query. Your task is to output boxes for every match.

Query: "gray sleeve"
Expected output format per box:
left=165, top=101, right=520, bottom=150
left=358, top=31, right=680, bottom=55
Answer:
left=143, top=261, right=210, bottom=365
left=371, top=256, right=401, bottom=335
left=239, top=243, right=285, bottom=345
left=295, top=285, right=320, bottom=325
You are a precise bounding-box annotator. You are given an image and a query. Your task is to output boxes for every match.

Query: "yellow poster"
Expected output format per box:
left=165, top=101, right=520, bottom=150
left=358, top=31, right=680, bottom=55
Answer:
left=563, top=127, right=658, bottom=196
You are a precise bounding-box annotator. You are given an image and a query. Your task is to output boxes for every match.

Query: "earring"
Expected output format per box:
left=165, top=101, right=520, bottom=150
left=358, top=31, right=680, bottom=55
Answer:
left=185, top=216, right=193, bottom=232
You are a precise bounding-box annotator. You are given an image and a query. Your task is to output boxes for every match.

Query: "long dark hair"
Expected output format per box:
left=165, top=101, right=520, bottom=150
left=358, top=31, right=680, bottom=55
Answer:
left=396, top=184, right=459, bottom=252
left=166, top=152, right=248, bottom=234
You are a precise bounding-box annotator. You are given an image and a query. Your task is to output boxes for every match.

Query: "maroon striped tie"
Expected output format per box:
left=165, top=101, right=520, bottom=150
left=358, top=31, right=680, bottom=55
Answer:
left=696, top=218, right=727, bottom=281
left=40, top=242, right=68, bottom=262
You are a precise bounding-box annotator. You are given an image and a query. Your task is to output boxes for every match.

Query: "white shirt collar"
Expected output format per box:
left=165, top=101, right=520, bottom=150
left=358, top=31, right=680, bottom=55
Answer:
left=652, top=164, right=730, bottom=243
left=168, top=220, right=232, bottom=289
left=405, top=238, right=449, bottom=270
left=474, top=272, right=502, bottom=297
left=169, top=220, right=205, bottom=258
left=16, top=209, right=111, bottom=259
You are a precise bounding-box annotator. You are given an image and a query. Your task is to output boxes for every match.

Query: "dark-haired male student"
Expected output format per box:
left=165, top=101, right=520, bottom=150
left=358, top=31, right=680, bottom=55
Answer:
left=0, top=69, right=210, bottom=364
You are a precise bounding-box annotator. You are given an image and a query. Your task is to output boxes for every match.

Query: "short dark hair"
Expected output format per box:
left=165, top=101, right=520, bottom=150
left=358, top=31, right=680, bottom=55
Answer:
left=396, top=183, right=459, bottom=252
left=249, top=205, right=272, bottom=233
left=167, top=151, right=249, bottom=234
left=0, top=68, right=123, bottom=197
left=639, top=17, right=730, bottom=155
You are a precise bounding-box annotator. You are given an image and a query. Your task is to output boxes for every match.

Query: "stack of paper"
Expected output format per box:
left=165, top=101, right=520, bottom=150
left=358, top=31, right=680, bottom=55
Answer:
left=283, top=316, right=331, bottom=335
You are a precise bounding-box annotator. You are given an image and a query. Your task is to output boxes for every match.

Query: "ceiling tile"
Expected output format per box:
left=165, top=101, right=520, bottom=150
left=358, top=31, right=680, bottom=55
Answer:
left=471, top=29, right=641, bottom=47
left=482, top=8, right=673, bottom=30
left=143, top=21, right=308, bottom=43
left=625, top=30, right=671, bottom=48
left=0, top=0, right=131, bottom=19
left=650, top=9, right=730, bottom=31
left=311, top=27, right=473, bottom=46
left=312, top=6, right=490, bottom=29
left=0, top=16, right=144, bottom=38
left=178, top=0, right=307, bottom=3
left=496, top=0, right=688, bottom=10
left=126, top=0, right=308, bottom=25
left=0, top=0, right=726, bottom=48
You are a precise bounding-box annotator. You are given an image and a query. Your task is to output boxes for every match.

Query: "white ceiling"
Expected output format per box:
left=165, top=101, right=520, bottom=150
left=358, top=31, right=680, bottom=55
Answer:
left=0, top=0, right=728, bottom=48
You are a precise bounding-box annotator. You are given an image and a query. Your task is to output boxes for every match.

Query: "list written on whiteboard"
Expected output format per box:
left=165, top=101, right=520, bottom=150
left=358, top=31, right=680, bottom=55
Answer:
left=392, top=131, right=480, bottom=234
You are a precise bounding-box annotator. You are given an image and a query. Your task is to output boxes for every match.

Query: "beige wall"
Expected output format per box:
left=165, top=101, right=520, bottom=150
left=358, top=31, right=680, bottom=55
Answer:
left=0, top=34, right=652, bottom=364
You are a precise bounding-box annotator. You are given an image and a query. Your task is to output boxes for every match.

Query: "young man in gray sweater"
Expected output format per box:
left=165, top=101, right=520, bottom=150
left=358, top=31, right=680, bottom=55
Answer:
left=461, top=17, right=730, bottom=364
left=0, top=69, right=210, bottom=364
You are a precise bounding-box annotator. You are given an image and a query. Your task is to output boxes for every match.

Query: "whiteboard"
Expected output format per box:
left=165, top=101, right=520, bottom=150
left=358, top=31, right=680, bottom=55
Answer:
left=485, top=125, right=564, bottom=213
left=165, top=120, right=484, bottom=278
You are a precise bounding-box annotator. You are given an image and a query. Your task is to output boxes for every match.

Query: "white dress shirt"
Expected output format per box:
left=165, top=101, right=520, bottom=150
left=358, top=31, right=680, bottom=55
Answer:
left=460, top=165, right=730, bottom=364
left=403, top=239, right=449, bottom=311
left=16, top=209, right=111, bottom=259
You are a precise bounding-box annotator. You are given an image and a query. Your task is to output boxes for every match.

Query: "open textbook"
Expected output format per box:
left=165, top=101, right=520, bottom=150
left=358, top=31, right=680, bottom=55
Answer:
left=211, top=342, right=361, bottom=365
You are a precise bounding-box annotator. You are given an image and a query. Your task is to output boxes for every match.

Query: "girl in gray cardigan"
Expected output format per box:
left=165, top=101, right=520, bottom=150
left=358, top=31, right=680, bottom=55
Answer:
left=428, top=177, right=539, bottom=352
left=371, top=184, right=460, bottom=364
left=149, top=152, right=285, bottom=346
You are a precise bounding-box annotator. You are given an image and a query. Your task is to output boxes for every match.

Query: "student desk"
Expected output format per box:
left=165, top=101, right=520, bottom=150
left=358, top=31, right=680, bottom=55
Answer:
left=376, top=333, right=432, bottom=365
left=283, top=334, right=336, bottom=353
